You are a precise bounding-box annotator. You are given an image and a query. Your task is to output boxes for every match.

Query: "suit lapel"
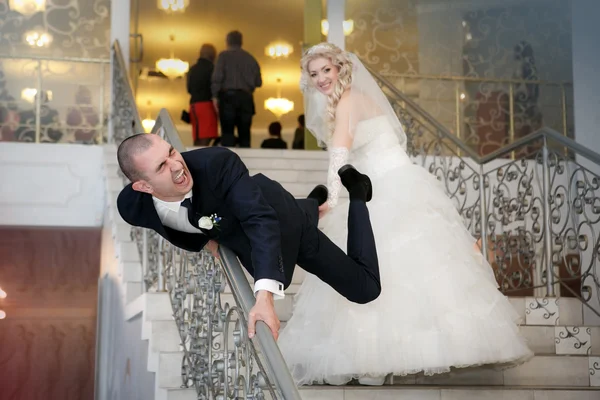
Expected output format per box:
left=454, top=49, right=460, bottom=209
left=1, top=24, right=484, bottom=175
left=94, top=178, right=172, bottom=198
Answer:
left=139, top=193, right=171, bottom=239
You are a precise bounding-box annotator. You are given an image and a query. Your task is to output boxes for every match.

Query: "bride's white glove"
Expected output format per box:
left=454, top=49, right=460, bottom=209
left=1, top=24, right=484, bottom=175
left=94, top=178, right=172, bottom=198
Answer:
left=326, top=147, right=349, bottom=209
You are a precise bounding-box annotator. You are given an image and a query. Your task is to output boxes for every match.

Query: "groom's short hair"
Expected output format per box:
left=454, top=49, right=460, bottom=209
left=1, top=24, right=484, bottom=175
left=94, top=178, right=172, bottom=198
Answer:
left=117, top=134, right=153, bottom=182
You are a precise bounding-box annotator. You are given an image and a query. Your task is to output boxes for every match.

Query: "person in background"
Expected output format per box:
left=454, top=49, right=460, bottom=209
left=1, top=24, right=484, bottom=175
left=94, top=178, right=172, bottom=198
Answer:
left=292, top=114, right=305, bottom=149
left=211, top=31, right=262, bottom=148
left=187, top=43, right=219, bottom=147
left=66, top=85, right=100, bottom=143
left=261, top=121, right=287, bottom=149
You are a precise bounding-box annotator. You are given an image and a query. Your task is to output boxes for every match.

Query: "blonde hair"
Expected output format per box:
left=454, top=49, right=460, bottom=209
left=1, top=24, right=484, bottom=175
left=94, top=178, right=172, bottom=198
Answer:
left=301, top=43, right=353, bottom=137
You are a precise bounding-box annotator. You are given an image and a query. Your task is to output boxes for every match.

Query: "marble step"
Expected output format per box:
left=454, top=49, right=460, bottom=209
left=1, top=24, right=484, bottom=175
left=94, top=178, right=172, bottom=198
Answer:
left=104, top=143, right=329, bottom=161
left=125, top=292, right=174, bottom=322
left=233, top=148, right=328, bottom=160
left=153, top=352, right=597, bottom=391
left=162, top=388, right=196, bottom=400
left=389, top=355, right=597, bottom=387
left=299, top=386, right=600, bottom=400
left=103, top=146, right=330, bottom=171
left=164, top=386, right=600, bottom=400
left=157, top=351, right=186, bottom=388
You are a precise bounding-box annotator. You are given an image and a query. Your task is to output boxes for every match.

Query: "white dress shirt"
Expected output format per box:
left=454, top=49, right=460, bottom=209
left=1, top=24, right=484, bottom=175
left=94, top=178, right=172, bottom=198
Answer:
left=152, top=192, right=285, bottom=299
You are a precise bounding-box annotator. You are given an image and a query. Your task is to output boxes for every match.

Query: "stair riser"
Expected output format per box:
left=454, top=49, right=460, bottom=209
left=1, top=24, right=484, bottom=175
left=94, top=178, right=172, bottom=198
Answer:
left=158, top=352, right=186, bottom=389
left=299, top=388, right=600, bottom=400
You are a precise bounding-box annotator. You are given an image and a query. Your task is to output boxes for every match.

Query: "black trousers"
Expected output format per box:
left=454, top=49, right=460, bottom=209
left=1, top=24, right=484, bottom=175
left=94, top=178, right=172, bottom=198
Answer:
left=296, top=199, right=381, bottom=304
left=218, top=90, right=254, bottom=148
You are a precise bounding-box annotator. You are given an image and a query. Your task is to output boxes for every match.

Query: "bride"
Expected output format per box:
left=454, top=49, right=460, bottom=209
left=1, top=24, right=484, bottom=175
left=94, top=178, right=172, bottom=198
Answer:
left=277, top=43, right=533, bottom=386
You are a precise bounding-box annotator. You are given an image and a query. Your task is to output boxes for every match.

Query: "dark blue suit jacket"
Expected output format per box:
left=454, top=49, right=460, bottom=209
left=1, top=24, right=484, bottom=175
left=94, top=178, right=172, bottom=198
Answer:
left=117, top=147, right=316, bottom=287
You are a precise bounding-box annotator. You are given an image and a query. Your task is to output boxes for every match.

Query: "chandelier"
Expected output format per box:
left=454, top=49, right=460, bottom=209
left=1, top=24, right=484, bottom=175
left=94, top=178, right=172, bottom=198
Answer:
left=24, top=30, right=52, bottom=47
left=0, top=286, right=6, bottom=320
left=321, top=19, right=354, bottom=36
left=155, top=35, right=189, bottom=79
left=141, top=100, right=156, bottom=133
left=9, top=0, right=45, bottom=15
left=264, top=78, right=294, bottom=119
left=265, top=42, right=293, bottom=59
left=158, top=0, right=189, bottom=13
left=142, top=119, right=156, bottom=132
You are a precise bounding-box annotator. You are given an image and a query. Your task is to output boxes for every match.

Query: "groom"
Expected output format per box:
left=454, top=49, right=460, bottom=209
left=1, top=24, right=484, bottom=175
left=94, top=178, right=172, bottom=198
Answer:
left=116, top=134, right=379, bottom=339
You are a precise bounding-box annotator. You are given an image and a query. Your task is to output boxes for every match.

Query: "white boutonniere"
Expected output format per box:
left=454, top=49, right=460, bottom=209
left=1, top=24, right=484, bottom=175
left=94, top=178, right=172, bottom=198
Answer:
left=198, top=214, right=222, bottom=230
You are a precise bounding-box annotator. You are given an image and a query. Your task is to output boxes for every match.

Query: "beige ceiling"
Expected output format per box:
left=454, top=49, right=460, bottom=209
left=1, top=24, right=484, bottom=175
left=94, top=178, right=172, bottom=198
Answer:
left=132, top=0, right=308, bottom=138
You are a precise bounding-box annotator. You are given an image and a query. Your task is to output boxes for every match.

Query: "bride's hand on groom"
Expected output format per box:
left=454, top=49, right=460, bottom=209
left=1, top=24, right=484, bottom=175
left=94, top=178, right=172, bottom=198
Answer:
left=318, top=202, right=329, bottom=219
left=248, top=290, right=281, bottom=340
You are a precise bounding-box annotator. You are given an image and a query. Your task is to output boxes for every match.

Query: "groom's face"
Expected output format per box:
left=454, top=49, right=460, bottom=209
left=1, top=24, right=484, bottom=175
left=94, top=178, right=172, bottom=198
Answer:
left=131, top=135, right=193, bottom=201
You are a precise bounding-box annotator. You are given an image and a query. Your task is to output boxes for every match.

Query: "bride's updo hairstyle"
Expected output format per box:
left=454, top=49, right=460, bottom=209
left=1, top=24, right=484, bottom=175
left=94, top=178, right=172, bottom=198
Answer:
left=301, top=43, right=353, bottom=136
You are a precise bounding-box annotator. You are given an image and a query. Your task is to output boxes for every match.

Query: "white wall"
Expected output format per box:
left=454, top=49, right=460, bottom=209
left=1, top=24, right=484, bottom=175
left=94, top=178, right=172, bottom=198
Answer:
left=0, top=143, right=104, bottom=227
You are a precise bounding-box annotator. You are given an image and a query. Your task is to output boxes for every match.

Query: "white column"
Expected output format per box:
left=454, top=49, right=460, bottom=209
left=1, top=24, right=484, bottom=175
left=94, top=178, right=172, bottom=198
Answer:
left=327, top=0, right=345, bottom=50
left=110, top=0, right=130, bottom=70
left=572, top=0, right=600, bottom=154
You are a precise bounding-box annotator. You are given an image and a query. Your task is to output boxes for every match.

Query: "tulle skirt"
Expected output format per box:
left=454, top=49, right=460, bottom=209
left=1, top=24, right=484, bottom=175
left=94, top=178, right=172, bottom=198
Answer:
left=278, top=162, right=533, bottom=385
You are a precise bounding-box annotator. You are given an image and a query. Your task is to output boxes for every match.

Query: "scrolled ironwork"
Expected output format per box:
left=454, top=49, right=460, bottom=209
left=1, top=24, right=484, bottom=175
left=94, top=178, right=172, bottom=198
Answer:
left=370, top=64, right=600, bottom=316
left=110, top=41, right=142, bottom=145
left=161, top=245, right=276, bottom=399
left=347, top=0, right=574, bottom=156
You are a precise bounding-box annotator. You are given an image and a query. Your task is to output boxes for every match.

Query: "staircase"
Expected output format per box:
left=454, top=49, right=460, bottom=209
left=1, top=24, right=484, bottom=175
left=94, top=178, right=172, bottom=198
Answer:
left=101, top=144, right=600, bottom=400
left=97, top=40, right=600, bottom=400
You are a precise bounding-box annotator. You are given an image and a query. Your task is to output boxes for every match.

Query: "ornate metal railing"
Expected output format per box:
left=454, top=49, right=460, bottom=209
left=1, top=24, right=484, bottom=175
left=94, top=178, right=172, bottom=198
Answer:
left=111, top=41, right=301, bottom=400
left=0, top=54, right=110, bottom=144
left=379, top=71, right=573, bottom=157
left=110, top=41, right=143, bottom=145
left=369, top=67, right=600, bottom=317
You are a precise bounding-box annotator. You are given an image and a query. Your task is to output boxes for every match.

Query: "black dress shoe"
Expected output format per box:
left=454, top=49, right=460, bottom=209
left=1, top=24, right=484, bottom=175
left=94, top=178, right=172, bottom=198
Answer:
left=338, top=164, right=373, bottom=202
left=307, top=184, right=328, bottom=206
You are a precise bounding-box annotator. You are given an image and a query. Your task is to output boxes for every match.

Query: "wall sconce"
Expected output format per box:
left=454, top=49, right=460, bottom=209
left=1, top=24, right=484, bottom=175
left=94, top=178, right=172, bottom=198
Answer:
left=24, top=30, right=52, bottom=47
left=158, top=0, right=189, bottom=13
left=155, top=35, right=189, bottom=79
left=9, top=0, right=45, bottom=15
left=265, top=42, right=293, bottom=59
left=321, top=19, right=354, bottom=36
left=264, top=78, right=294, bottom=119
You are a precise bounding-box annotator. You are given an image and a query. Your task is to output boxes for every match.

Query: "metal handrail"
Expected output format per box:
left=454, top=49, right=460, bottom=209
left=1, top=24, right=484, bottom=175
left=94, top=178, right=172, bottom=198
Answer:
left=479, top=127, right=600, bottom=165
left=0, top=54, right=110, bottom=63
left=219, top=248, right=302, bottom=400
left=112, top=40, right=143, bottom=139
left=367, top=64, right=600, bottom=167
left=381, top=71, right=572, bottom=86
left=365, top=63, right=481, bottom=160
left=151, top=109, right=302, bottom=400
left=371, top=62, right=600, bottom=316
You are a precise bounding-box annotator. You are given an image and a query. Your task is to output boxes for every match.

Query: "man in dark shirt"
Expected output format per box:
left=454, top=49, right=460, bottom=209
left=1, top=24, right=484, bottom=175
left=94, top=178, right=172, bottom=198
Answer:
left=261, top=121, right=288, bottom=149
left=211, top=31, right=262, bottom=148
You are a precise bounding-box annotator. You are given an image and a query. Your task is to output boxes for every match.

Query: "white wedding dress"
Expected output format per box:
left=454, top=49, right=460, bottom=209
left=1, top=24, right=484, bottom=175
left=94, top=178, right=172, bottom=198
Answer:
left=278, top=115, right=533, bottom=385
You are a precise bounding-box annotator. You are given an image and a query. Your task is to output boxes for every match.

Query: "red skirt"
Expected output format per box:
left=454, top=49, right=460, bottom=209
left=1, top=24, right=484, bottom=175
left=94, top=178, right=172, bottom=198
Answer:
left=190, top=101, right=218, bottom=140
